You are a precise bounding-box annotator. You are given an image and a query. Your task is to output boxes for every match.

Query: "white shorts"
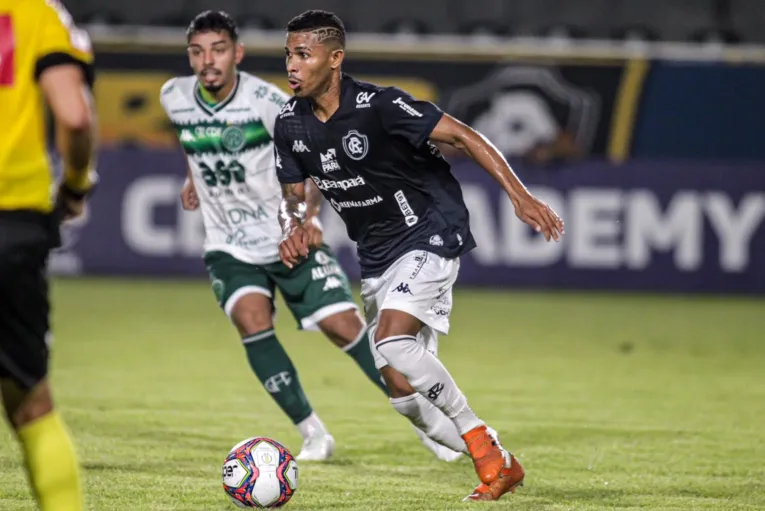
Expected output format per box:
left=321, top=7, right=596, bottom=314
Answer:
left=360, top=250, right=460, bottom=370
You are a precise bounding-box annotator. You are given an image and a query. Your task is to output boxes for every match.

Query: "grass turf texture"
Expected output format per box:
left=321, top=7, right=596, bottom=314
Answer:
left=0, top=278, right=763, bottom=510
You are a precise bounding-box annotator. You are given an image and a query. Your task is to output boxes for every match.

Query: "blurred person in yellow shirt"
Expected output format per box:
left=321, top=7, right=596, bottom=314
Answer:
left=0, top=1, right=97, bottom=509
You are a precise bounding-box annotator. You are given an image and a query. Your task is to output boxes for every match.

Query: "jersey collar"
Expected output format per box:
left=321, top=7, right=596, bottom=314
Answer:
left=339, top=73, right=354, bottom=107
left=194, top=72, right=241, bottom=116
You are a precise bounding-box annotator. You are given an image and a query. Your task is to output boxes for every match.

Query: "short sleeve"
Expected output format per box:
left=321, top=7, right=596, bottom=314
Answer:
left=274, top=113, right=307, bottom=184
left=375, top=87, right=444, bottom=148
left=35, top=1, right=94, bottom=86
left=158, top=78, right=176, bottom=113
left=259, top=83, right=291, bottom=138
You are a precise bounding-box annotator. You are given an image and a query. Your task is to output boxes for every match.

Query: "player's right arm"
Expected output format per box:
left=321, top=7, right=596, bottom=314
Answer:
left=303, top=178, right=324, bottom=248
left=36, top=1, right=97, bottom=218
left=180, top=161, right=199, bottom=210
left=273, top=108, right=310, bottom=268
left=158, top=78, right=199, bottom=211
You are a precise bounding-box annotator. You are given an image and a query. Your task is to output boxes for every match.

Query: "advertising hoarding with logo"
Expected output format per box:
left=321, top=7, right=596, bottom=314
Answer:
left=51, top=149, right=765, bottom=294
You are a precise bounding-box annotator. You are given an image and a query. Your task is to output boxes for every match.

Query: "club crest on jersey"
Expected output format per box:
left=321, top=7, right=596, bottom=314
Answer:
left=342, top=130, right=369, bottom=160
left=221, top=126, right=246, bottom=152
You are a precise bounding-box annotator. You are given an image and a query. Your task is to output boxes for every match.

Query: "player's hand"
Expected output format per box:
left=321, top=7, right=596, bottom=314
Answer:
left=55, top=182, right=89, bottom=223
left=180, top=178, right=199, bottom=210
left=304, top=216, right=324, bottom=248
left=512, top=192, right=565, bottom=242
left=279, top=224, right=310, bottom=268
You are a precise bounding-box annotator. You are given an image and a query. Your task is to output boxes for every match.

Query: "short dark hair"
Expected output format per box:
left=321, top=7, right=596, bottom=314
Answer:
left=286, top=10, right=346, bottom=48
left=187, top=10, right=238, bottom=43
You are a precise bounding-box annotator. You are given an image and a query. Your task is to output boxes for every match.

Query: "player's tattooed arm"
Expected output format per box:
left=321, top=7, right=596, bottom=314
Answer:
left=278, top=182, right=310, bottom=268
left=303, top=178, right=325, bottom=248
left=278, top=182, right=307, bottom=233
left=429, top=113, right=565, bottom=242
left=304, top=178, right=323, bottom=219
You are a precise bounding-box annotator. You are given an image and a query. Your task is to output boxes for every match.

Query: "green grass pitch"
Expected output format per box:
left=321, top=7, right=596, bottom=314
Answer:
left=1, top=278, right=764, bottom=510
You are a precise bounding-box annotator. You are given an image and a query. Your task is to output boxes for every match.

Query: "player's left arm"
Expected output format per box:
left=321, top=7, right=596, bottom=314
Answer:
left=429, top=114, right=564, bottom=242
left=36, top=1, right=98, bottom=219
left=377, top=88, right=563, bottom=241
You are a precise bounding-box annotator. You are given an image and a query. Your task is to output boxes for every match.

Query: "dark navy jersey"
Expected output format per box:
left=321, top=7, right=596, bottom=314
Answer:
left=274, top=74, right=476, bottom=278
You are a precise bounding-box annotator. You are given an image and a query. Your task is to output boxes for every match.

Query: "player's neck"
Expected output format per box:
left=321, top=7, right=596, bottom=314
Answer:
left=309, top=75, right=342, bottom=123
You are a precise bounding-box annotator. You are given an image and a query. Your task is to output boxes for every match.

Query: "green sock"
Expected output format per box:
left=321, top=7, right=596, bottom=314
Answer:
left=243, top=329, right=313, bottom=425
left=344, top=329, right=390, bottom=396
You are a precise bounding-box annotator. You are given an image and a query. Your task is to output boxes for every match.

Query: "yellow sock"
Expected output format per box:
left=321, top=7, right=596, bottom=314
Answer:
left=18, top=412, right=83, bottom=511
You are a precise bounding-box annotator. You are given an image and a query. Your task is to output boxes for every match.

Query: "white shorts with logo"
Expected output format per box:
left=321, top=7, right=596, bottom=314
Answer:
left=360, top=250, right=460, bottom=370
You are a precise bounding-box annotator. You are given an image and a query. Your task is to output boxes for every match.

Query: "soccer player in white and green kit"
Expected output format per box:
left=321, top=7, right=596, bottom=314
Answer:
left=159, top=10, right=463, bottom=463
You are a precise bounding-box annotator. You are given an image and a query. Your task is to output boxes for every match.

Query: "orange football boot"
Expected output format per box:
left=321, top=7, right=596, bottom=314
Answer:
left=464, top=453, right=525, bottom=502
left=462, top=425, right=506, bottom=485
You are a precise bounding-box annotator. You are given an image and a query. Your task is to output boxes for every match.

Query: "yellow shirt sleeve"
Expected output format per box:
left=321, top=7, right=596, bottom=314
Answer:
left=34, top=0, right=94, bottom=85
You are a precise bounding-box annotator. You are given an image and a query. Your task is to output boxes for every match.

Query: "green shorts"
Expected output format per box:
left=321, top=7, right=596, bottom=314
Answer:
left=204, top=245, right=357, bottom=331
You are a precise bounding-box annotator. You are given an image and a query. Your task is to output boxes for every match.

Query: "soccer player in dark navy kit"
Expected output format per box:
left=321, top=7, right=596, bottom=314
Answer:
left=274, top=10, right=564, bottom=502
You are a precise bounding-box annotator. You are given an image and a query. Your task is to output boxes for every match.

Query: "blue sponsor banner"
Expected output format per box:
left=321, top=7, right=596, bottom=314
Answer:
left=51, top=149, right=765, bottom=294
left=631, top=61, right=765, bottom=161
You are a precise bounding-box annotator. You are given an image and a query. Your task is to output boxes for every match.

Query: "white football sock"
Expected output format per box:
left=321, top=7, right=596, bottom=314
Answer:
left=390, top=393, right=468, bottom=453
left=376, top=335, right=484, bottom=435
left=296, top=412, right=329, bottom=440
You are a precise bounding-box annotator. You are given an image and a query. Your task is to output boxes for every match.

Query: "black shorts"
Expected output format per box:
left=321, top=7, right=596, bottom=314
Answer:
left=0, top=210, right=60, bottom=390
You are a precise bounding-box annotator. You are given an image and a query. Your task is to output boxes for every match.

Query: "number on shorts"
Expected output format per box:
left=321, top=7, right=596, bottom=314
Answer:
left=0, top=15, right=14, bottom=87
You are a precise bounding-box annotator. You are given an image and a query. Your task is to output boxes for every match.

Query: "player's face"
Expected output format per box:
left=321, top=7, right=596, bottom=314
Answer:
left=187, top=30, right=244, bottom=93
left=284, top=32, right=343, bottom=98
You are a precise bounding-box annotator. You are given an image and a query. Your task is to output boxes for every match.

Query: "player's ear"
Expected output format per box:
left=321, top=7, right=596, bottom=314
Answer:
left=330, top=49, right=344, bottom=70
left=234, top=43, right=245, bottom=65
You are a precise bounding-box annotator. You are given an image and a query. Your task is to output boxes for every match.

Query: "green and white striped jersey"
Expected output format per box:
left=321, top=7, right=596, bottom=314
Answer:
left=160, top=72, right=290, bottom=264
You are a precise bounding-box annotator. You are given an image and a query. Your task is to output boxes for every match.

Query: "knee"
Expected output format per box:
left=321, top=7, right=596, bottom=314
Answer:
left=3, top=379, right=54, bottom=430
left=374, top=310, right=421, bottom=344
left=230, top=293, right=274, bottom=336
left=232, top=309, right=273, bottom=337
left=318, top=309, right=365, bottom=349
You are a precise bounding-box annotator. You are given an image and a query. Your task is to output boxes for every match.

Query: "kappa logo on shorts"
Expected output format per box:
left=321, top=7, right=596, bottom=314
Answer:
left=323, top=276, right=343, bottom=291
left=392, top=282, right=413, bottom=295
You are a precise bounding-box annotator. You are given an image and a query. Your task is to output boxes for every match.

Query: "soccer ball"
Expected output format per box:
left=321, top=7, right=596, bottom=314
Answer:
left=222, top=437, right=298, bottom=508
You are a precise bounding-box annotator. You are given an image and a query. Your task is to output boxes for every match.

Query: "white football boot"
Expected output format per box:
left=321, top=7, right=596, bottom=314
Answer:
left=294, top=412, right=335, bottom=461
left=412, top=425, right=464, bottom=462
